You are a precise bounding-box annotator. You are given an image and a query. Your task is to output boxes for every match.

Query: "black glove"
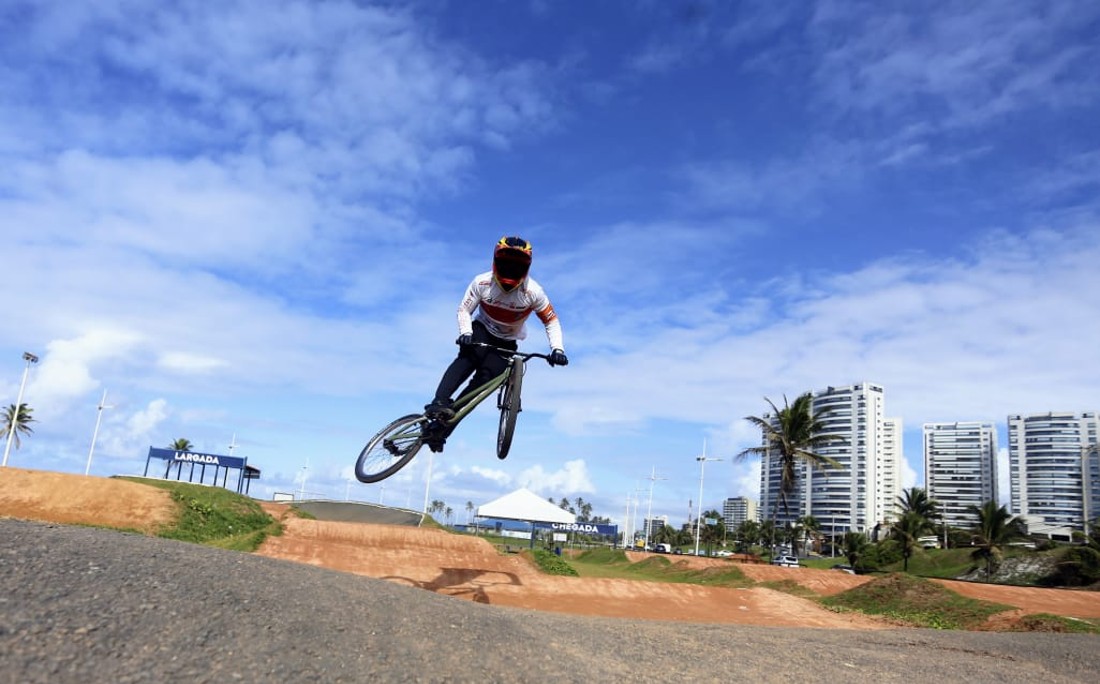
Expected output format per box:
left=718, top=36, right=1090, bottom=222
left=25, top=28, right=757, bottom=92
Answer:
left=548, top=349, right=568, bottom=367
left=456, top=333, right=473, bottom=347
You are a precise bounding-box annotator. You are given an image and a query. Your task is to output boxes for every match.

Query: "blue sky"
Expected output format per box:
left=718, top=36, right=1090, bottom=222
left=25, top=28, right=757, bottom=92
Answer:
left=3, top=1, right=1099, bottom=527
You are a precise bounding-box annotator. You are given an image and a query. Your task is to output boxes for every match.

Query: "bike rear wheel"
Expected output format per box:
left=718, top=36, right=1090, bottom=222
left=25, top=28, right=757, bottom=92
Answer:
left=496, top=358, right=523, bottom=460
left=355, top=413, right=426, bottom=483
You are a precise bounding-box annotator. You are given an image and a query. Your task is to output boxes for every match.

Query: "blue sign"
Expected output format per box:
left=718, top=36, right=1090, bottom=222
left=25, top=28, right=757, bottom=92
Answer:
left=147, top=447, right=245, bottom=470
left=537, top=522, right=619, bottom=536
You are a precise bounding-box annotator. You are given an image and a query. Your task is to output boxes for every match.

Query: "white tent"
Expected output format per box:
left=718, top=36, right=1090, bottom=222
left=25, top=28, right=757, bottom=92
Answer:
left=477, top=487, right=575, bottom=525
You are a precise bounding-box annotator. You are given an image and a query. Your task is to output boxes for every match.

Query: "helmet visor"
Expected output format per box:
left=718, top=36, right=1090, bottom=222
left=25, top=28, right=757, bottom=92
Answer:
left=494, top=251, right=530, bottom=286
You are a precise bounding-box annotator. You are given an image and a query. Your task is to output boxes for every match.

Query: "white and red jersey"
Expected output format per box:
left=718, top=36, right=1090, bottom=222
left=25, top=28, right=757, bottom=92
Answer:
left=457, top=272, right=564, bottom=350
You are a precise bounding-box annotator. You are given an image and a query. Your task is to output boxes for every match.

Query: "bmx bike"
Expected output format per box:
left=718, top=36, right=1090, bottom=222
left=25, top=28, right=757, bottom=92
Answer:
left=354, top=343, right=553, bottom=484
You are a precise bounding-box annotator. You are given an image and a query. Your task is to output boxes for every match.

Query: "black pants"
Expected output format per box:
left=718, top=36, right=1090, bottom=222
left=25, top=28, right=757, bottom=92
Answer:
left=433, top=321, right=517, bottom=403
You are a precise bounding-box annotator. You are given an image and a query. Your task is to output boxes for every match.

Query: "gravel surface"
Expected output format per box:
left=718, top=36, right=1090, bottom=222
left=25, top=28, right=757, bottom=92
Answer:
left=1, top=519, right=1097, bottom=683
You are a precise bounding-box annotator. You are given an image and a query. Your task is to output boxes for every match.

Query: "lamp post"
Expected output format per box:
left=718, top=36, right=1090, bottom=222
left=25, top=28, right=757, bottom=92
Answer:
left=643, top=467, right=666, bottom=551
left=84, top=389, right=114, bottom=476
left=2, top=352, right=39, bottom=468
left=694, top=448, right=723, bottom=557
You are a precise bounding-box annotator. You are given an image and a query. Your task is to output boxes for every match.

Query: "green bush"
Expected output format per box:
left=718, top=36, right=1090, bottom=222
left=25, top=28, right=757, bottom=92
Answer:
left=529, top=549, right=579, bottom=576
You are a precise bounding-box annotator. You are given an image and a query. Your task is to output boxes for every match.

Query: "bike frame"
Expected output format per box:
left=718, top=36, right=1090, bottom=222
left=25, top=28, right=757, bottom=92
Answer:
left=439, top=343, right=548, bottom=427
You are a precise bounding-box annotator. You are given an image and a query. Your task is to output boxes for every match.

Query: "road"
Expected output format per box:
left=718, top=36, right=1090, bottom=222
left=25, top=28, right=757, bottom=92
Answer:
left=2, top=519, right=1097, bottom=683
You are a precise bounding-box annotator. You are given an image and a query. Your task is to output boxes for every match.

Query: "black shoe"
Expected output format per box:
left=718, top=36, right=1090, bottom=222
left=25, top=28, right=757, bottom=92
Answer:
left=424, top=399, right=455, bottom=421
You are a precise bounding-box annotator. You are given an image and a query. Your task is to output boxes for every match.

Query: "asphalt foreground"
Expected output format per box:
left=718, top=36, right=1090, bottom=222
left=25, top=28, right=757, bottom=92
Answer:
left=2, top=520, right=1098, bottom=683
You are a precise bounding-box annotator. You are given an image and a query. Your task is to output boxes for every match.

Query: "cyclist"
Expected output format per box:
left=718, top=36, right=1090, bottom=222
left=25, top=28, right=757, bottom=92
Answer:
left=424, top=236, right=568, bottom=434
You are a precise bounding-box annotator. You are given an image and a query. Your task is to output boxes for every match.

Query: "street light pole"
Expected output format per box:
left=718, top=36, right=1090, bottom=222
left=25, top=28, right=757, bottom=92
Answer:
left=85, top=389, right=114, bottom=476
left=3, top=352, right=39, bottom=468
left=643, top=467, right=666, bottom=551
left=694, top=445, right=723, bottom=557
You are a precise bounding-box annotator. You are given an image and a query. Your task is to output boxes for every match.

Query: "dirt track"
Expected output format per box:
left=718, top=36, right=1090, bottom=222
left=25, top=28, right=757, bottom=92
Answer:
left=4, top=469, right=1100, bottom=628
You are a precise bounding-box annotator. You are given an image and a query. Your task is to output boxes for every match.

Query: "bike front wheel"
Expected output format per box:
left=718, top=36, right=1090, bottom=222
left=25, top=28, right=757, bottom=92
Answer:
left=496, top=358, right=523, bottom=460
left=355, top=413, right=426, bottom=483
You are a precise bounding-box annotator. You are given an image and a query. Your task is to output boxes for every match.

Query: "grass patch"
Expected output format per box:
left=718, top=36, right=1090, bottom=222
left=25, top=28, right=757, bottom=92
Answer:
left=569, top=550, right=751, bottom=587
left=1003, top=614, right=1100, bottom=634
left=118, top=477, right=279, bottom=551
left=823, top=573, right=1011, bottom=630
left=525, top=549, right=579, bottom=576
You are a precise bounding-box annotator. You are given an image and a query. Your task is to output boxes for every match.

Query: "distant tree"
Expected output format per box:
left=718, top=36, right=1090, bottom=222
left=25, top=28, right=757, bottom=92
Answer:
left=1047, top=520, right=1100, bottom=587
left=429, top=499, right=446, bottom=518
left=653, top=524, right=676, bottom=545
left=897, top=487, right=940, bottom=522
left=890, top=511, right=933, bottom=571
left=169, top=438, right=193, bottom=451
left=465, top=501, right=474, bottom=524
left=1, top=403, right=36, bottom=451
left=736, top=520, right=761, bottom=552
left=842, top=531, right=870, bottom=571
left=758, top=520, right=776, bottom=549
left=445, top=506, right=454, bottom=525
left=737, top=393, right=841, bottom=547
left=575, top=497, right=593, bottom=521
left=969, top=500, right=1025, bottom=580
left=698, top=509, right=724, bottom=553
left=796, top=515, right=821, bottom=555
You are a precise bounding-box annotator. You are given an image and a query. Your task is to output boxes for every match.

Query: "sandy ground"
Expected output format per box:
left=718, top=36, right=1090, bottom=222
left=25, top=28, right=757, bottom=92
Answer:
left=4, top=469, right=1100, bottom=629
left=0, top=467, right=176, bottom=533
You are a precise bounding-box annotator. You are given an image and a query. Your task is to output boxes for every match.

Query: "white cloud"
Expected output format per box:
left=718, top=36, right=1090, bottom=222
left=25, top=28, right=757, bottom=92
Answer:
left=534, top=220, right=1100, bottom=436
left=810, top=2, right=1100, bottom=128
left=97, top=398, right=170, bottom=462
left=515, top=459, right=595, bottom=496
left=157, top=352, right=229, bottom=375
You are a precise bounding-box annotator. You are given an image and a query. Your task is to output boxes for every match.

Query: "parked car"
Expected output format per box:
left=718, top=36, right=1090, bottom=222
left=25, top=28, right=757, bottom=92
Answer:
left=654, top=543, right=672, bottom=554
left=771, top=555, right=800, bottom=568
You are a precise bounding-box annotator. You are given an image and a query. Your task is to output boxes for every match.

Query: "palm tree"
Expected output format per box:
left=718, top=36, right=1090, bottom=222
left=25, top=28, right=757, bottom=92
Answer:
left=891, top=510, right=933, bottom=571
left=1, top=403, right=36, bottom=451
left=897, top=486, right=940, bottom=522
left=736, top=520, right=761, bottom=553
left=969, top=500, right=1025, bottom=580
left=465, top=500, right=474, bottom=524
left=574, top=497, right=593, bottom=522
left=737, top=393, right=841, bottom=547
left=842, top=531, right=869, bottom=570
left=169, top=438, right=193, bottom=451
left=700, top=509, right=725, bottom=553
left=797, top=515, right=822, bottom=555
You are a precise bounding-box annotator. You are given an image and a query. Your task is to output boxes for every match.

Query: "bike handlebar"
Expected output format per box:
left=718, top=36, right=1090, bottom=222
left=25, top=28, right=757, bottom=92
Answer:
left=465, top=341, right=554, bottom=363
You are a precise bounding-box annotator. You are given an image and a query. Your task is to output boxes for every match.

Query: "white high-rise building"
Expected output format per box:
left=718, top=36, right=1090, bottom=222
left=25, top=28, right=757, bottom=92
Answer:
left=881, top=418, right=904, bottom=524
left=1008, top=411, right=1099, bottom=537
left=923, top=422, right=998, bottom=529
left=758, top=382, right=902, bottom=536
left=722, top=496, right=758, bottom=529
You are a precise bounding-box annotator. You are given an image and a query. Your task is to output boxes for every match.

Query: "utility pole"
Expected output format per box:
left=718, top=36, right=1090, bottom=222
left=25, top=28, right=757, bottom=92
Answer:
left=2, top=352, right=38, bottom=468
left=85, top=389, right=114, bottom=476
left=695, top=441, right=722, bottom=557
left=643, top=466, right=666, bottom=551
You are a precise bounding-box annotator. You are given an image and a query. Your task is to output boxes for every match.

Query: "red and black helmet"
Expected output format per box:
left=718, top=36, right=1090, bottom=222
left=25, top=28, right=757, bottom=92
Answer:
left=492, top=236, right=533, bottom=291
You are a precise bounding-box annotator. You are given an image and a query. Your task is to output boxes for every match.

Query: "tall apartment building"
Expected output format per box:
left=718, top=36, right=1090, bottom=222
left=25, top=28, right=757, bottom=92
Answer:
left=1008, top=411, right=1099, bottom=537
left=642, top=515, right=668, bottom=541
left=923, top=422, right=998, bottom=528
left=758, top=382, right=902, bottom=536
left=722, top=496, right=758, bottom=530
